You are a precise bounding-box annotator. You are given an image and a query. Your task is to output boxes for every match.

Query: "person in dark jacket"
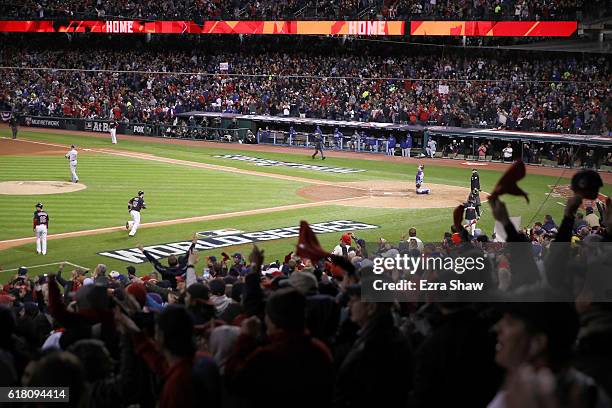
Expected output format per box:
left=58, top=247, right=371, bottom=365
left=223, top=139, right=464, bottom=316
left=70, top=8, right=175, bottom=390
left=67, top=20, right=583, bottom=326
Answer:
left=117, top=304, right=221, bottom=408
left=9, top=115, right=18, bottom=139
left=137, top=238, right=195, bottom=288
left=219, top=282, right=244, bottom=324
left=471, top=169, right=481, bottom=191
left=412, top=304, right=502, bottom=408
left=225, top=288, right=334, bottom=408
left=26, top=351, right=89, bottom=408
left=335, top=284, right=414, bottom=408
left=489, top=299, right=610, bottom=408
left=67, top=338, right=139, bottom=408
left=15, top=301, right=51, bottom=349
left=56, top=262, right=85, bottom=301
left=185, top=283, right=216, bottom=325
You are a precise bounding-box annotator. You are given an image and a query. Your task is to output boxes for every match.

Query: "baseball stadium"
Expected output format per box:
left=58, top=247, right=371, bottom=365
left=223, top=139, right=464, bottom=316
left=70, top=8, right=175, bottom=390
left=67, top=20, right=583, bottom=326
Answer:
left=1, top=2, right=612, bottom=407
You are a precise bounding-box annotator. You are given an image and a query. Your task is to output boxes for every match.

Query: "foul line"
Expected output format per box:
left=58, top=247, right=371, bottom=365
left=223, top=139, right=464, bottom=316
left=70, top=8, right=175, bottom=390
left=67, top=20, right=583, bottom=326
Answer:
left=0, top=196, right=368, bottom=251
left=0, top=261, right=89, bottom=273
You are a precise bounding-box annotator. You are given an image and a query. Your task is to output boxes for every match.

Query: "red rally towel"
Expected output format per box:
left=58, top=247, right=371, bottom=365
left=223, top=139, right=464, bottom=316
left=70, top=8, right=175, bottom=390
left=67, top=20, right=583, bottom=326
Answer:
left=453, top=204, right=465, bottom=231
left=489, top=160, right=529, bottom=203
left=296, top=221, right=331, bottom=264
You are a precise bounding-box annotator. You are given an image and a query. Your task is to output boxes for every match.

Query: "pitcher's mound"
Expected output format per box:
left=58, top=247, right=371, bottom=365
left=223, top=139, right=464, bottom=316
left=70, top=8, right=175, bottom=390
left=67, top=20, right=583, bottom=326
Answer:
left=0, top=181, right=87, bottom=195
left=299, top=181, right=480, bottom=209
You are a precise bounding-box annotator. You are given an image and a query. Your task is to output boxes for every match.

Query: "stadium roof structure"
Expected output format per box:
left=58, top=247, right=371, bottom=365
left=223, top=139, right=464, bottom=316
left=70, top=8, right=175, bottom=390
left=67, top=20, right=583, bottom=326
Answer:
left=180, top=111, right=427, bottom=132
left=181, top=111, right=612, bottom=145
left=496, top=39, right=612, bottom=54
left=427, top=127, right=612, bottom=146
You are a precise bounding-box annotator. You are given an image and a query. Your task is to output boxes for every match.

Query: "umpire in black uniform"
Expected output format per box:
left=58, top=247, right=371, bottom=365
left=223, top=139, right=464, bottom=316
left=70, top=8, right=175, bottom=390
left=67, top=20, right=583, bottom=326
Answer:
left=469, top=169, right=482, bottom=218
left=9, top=114, right=18, bottom=139
left=312, top=132, right=326, bottom=160
left=470, top=169, right=480, bottom=192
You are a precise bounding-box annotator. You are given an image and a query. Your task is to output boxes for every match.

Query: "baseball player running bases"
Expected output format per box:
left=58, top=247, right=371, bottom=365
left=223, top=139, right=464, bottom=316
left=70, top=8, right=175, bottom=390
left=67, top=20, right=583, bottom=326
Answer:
left=65, top=144, right=79, bottom=183
left=126, top=190, right=146, bottom=237
left=33, top=203, right=49, bottom=255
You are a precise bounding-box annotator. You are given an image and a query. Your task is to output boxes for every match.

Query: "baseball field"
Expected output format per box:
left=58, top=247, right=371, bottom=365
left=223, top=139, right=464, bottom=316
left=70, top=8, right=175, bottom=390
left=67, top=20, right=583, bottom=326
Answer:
left=1, top=127, right=610, bottom=283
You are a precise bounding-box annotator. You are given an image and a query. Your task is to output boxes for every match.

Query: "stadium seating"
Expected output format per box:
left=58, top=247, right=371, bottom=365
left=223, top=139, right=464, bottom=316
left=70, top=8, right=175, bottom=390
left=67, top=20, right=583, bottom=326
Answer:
left=1, top=37, right=610, bottom=135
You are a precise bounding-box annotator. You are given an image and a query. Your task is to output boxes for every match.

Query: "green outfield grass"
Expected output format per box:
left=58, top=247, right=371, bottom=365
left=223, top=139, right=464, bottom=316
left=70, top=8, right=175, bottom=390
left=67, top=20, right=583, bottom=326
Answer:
left=1, top=129, right=609, bottom=283
left=0, top=153, right=308, bottom=240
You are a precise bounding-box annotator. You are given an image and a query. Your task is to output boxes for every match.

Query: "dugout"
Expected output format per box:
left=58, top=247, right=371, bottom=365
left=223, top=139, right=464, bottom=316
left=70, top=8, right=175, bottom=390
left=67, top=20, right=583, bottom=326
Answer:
left=424, top=127, right=612, bottom=170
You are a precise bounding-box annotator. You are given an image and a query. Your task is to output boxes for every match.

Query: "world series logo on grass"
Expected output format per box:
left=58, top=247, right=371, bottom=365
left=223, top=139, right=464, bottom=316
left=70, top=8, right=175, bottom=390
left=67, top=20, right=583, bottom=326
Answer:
left=98, top=220, right=379, bottom=263
left=214, top=154, right=366, bottom=174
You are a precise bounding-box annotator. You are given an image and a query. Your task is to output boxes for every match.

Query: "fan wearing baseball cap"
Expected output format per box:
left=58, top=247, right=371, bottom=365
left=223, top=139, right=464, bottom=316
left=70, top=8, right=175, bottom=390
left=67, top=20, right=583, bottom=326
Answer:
left=332, top=233, right=353, bottom=257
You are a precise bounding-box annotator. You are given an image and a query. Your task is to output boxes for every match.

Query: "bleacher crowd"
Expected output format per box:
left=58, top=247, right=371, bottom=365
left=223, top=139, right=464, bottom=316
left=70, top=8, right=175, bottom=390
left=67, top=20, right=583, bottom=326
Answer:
left=1, top=40, right=610, bottom=135
left=0, top=168, right=611, bottom=407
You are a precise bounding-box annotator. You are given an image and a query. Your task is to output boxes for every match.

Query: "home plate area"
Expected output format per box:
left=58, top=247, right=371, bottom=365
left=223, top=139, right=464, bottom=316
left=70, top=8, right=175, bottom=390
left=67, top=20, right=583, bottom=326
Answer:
left=298, top=180, right=474, bottom=209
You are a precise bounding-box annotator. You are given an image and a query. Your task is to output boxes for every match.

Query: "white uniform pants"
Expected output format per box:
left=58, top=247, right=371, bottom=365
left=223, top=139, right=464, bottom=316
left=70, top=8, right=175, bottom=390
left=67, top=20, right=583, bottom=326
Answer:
left=70, top=160, right=78, bottom=182
left=416, top=187, right=431, bottom=195
left=35, top=225, right=47, bottom=255
left=127, top=210, right=141, bottom=236
left=110, top=129, right=117, bottom=144
left=402, top=148, right=411, bottom=157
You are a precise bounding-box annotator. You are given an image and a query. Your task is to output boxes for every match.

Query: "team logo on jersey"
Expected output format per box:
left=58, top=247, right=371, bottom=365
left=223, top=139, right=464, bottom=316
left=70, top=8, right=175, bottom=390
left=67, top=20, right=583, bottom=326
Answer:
left=99, top=220, right=379, bottom=264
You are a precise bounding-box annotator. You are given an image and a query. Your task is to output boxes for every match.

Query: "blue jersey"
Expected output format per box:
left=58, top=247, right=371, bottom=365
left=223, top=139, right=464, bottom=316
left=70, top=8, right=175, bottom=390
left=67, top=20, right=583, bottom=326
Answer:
left=416, top=170, right=424, bottom=185
left=405, top=135, right=412, bottom=148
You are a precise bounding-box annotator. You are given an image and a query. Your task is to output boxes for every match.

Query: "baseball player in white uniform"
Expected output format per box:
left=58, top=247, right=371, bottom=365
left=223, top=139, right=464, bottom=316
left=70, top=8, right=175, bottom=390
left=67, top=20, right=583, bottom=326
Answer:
left=65, top=144, right=79, bottom=183
left=126, top=190, right=146, bottom=237
left=110, top=120, right=118, bottom=144
left=33, top=203, right=49, bottom=255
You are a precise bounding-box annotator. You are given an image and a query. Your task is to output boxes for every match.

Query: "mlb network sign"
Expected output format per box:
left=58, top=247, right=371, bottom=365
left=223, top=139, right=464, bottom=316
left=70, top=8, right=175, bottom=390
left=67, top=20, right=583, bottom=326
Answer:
left=98, top=220, right=379, bottom=264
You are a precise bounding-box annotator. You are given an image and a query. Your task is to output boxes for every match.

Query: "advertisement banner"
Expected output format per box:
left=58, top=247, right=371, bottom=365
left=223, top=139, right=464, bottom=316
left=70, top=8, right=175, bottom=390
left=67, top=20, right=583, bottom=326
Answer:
left=23, top=116, right=63, bottom=128
left=131, top=124, right=152, bottom=135
left=410, top=21, right=577, bottom=36
left=84, top=120, right=111, bottom=133
left=0, top=20, right=405, bottom=35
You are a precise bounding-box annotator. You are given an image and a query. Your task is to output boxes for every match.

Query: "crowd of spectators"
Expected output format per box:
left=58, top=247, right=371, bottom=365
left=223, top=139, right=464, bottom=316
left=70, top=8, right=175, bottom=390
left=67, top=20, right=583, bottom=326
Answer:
left=1, top=168, right=611, bottom=407
left=1, top=0, right=610, bottom=20
left=1, top=38, right=610, bottom=135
